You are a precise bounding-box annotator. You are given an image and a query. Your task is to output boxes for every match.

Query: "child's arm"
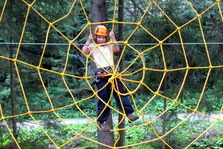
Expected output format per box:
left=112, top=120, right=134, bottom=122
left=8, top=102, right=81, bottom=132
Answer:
left=82, top=34, right=93, bottom=54
left=109, top=31, right=120, bottom=52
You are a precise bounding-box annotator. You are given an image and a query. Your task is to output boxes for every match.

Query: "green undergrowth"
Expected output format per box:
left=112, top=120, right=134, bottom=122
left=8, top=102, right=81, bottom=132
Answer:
left=1, top=120, right=223, bottom=149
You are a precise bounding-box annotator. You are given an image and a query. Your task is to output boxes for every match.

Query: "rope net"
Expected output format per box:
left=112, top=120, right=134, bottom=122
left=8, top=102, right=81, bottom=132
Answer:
left=0, top=0, right=223, bottom=148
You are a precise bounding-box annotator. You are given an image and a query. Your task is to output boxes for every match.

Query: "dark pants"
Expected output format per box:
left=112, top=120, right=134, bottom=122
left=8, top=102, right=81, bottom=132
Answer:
left=96, top=77, right=134, bottom=122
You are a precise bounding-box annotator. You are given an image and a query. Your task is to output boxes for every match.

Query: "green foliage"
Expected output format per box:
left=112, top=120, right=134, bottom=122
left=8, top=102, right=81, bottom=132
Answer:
left=0, top=129, right=12, bottom=148
left=192, top=137, right=223, bottom=149
left=125, top=125, right=148, bottom=144
left=190, top=122, right=223, bottom=149
left=1, top=120, right=223, bottom=148
left=1, top=123, right=98, bottom=149
left=1, top=0, right=222, bottom=118
left=1, top=0, right=223, bottom=148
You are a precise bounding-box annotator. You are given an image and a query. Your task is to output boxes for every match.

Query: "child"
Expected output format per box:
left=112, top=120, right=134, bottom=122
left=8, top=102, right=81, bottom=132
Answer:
left=82, top=25, right=139, bottom=132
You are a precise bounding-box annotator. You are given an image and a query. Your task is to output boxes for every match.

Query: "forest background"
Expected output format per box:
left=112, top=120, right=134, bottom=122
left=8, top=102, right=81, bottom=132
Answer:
left=0, top=0, right=223, bottom=149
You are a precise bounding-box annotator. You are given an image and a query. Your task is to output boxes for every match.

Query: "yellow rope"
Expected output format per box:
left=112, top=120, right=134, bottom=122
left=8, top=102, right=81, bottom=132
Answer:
left=1, top=0, right=223, bottom=148
left=0, top=0, right=8, bottom=22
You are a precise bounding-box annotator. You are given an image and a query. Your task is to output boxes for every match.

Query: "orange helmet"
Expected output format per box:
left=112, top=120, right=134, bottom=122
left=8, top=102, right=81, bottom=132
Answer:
left=94, top=25, right=108, bottom=36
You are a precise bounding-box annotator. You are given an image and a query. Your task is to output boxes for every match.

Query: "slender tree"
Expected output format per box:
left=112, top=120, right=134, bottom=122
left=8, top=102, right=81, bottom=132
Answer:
left=117, top=0, right=125, bottom=148
left=9, top=1, right=18, bottom=148
left=90, top=0, right=115, bottom=149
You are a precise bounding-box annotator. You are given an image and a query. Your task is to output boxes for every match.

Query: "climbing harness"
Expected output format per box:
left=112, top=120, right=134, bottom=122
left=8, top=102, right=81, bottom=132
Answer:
left=93, top=66, right=120, bottom=83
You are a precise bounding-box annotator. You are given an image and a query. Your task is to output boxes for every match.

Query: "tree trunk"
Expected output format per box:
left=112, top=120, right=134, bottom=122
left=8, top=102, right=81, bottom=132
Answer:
left=90, top=1, right=114, bottom=149
left=10, top=43, right=18, bottom=149
left=10, top=1, right=18, bottom=148
left=117, top=0, right=125, bottom=148
left=97, top=113, right=115, bottom=149
left=91, top=0, right=107, bottom=28
left=117, top=0, right=124, bottom=41
left=10, top=40, right=18, bottom=149
left=162, top=75, right=167, bottom=149
left=162, top=99, right=167, bottom=149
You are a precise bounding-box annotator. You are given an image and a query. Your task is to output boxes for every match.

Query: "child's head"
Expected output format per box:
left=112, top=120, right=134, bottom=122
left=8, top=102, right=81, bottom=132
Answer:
left=93, top=25, right=108, bottom=44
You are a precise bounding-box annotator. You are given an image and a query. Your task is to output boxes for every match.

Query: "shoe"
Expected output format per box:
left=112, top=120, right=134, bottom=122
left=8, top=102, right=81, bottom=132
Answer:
left=127, top=114, right=139, bottom=122
left=99, top=121, right=111, bottom=132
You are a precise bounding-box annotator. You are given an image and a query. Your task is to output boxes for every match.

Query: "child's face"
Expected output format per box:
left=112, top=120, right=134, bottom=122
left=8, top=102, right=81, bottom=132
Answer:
left=96, top=35, right=107, bottom=44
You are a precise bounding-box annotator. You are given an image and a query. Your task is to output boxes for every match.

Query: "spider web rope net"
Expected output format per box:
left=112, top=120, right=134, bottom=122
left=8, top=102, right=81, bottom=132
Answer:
left=0, top=0, right=223, bottom=148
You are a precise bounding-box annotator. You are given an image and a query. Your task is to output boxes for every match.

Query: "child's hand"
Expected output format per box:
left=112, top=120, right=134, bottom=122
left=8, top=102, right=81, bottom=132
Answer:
left=88, top=34, right=93, bottom=40
left=109, top=31, right=115, bottom=38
